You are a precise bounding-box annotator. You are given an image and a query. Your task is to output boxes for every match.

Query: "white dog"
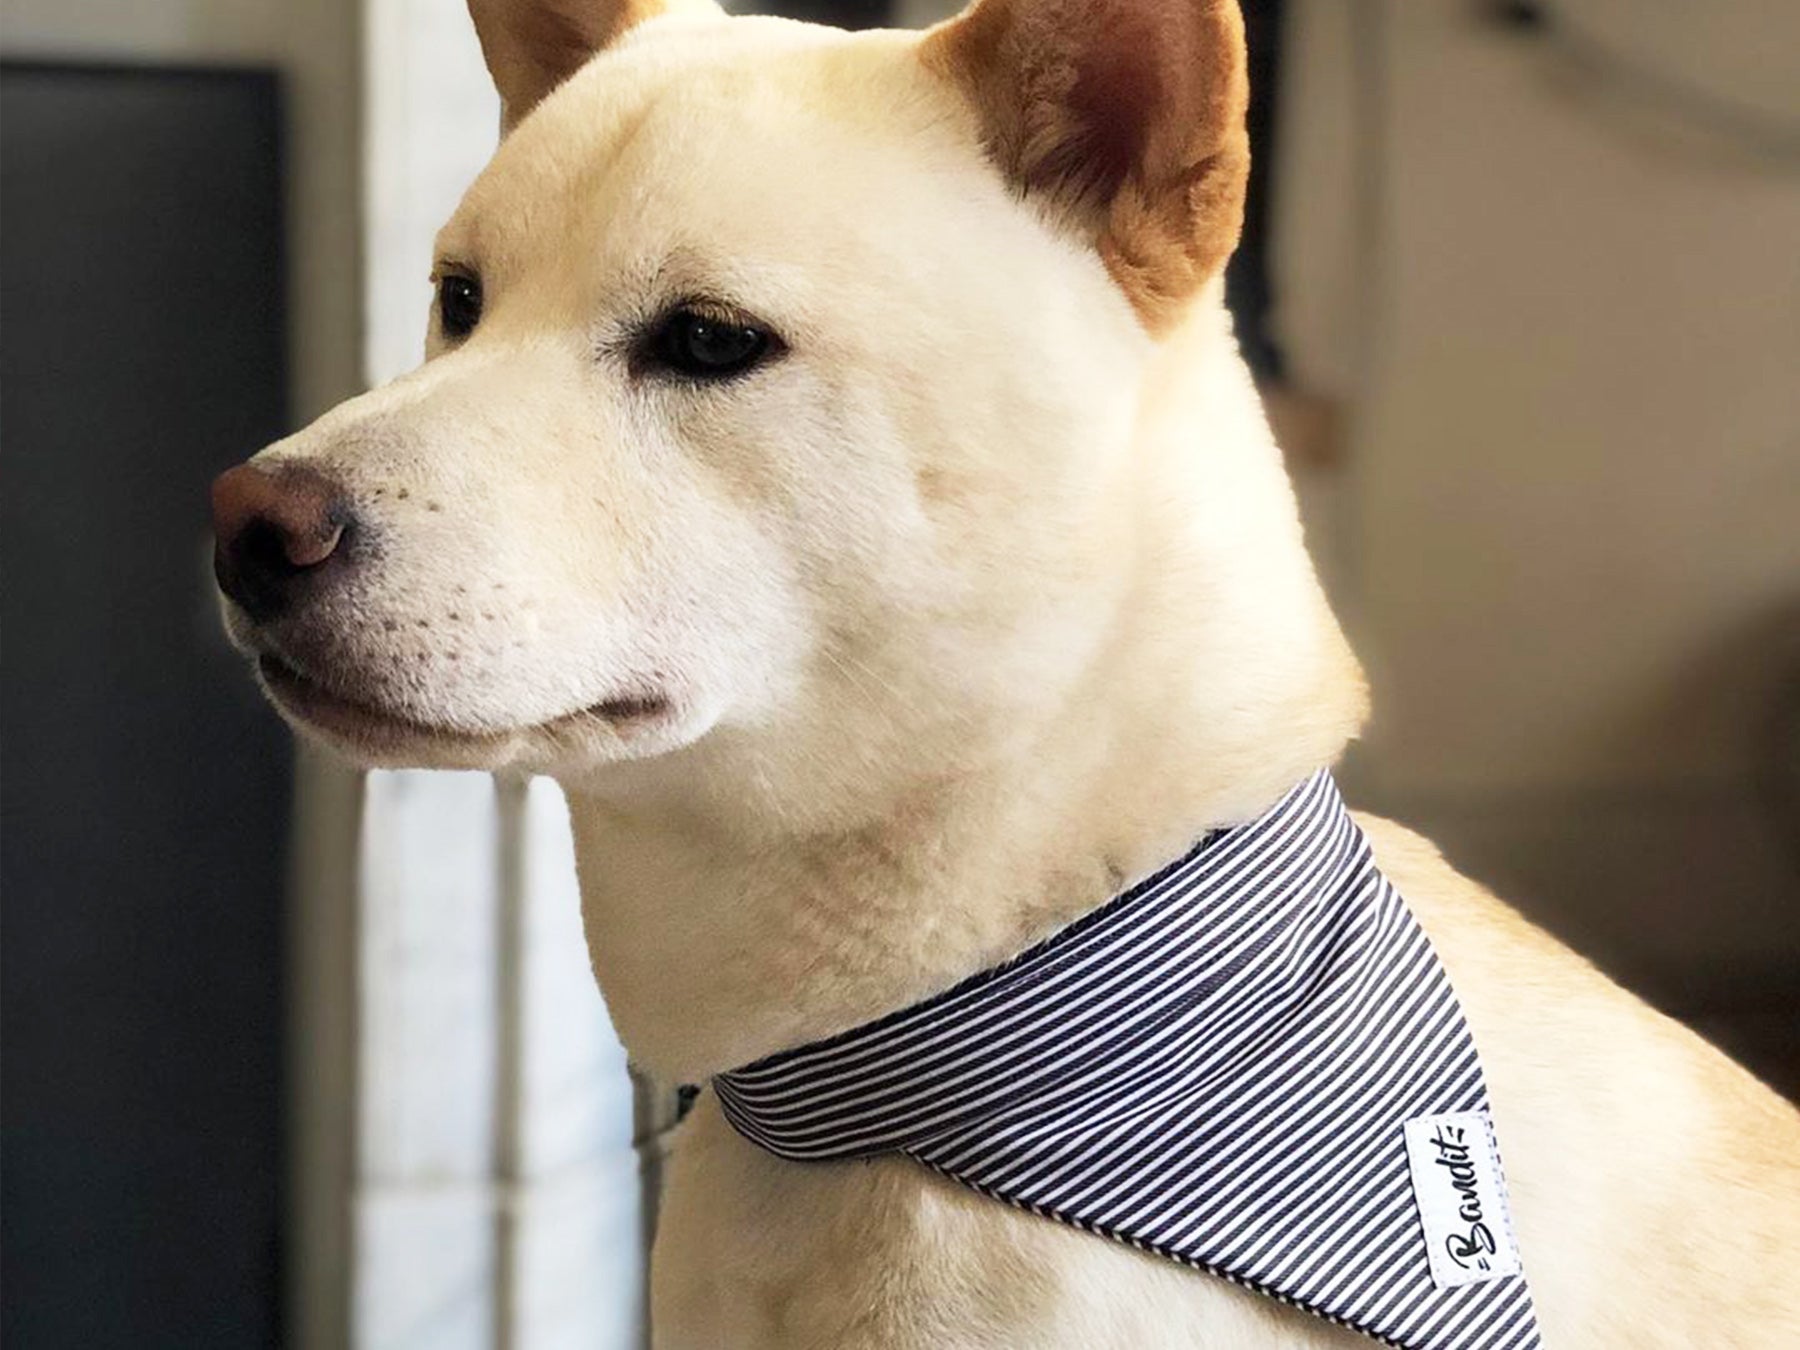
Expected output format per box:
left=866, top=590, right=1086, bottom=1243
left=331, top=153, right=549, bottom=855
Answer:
left=212, top=0, right=1800, bottom=1343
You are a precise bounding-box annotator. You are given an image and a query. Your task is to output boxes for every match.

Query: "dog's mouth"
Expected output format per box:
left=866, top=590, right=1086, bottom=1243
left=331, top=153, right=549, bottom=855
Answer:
left=256, top=651, right=674, bottom=764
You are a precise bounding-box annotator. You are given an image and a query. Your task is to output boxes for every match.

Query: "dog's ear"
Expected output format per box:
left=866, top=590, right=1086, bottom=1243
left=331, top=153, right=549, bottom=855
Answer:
left=924, top=0, right=1249, bottom=332
left=468, top=0, right=720, bottom=130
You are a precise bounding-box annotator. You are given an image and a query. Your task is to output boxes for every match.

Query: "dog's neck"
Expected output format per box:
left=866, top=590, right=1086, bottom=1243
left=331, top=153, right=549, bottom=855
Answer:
left=560, top=300, right=1367, bottom=1083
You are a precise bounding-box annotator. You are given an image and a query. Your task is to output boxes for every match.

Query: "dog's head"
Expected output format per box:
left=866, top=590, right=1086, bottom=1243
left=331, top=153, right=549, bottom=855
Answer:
left=213, top=0, right=1254, bottom=813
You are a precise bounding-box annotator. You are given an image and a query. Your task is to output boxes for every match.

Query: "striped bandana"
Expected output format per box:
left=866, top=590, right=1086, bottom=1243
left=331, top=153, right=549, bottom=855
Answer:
left=714, top=771, right=1542, bottom=1349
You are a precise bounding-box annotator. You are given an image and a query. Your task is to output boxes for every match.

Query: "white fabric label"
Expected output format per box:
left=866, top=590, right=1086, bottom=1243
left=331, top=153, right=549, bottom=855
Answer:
left=1403, top=1110, right=1524, bottom=1290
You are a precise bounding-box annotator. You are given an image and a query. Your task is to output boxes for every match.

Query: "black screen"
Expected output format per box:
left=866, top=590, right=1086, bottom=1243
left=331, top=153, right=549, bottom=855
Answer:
left=1, top=62, right=292, bottom=1348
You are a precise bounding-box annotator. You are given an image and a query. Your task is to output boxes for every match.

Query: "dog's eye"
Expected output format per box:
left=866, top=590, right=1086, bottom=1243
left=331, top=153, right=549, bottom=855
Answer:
left=644, top=308, right=775, bottom=380
left=437, top=273, right=482, bottom=340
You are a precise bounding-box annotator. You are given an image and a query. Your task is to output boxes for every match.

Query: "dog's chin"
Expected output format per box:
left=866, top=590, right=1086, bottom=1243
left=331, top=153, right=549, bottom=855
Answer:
left=253, top=652, right=706, bottom=774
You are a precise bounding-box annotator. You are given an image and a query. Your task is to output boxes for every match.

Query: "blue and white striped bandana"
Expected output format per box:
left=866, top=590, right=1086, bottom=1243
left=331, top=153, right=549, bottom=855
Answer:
left=714, top=771, right=1542, bottom=1349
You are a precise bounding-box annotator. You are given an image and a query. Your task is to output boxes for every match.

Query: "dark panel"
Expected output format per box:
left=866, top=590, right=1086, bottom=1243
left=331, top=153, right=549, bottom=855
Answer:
left=1228, top=0, right=1286, bottom=382
left=757, top=0, right=891, bottom=30
left=1, top=64, right=291, bottom=1349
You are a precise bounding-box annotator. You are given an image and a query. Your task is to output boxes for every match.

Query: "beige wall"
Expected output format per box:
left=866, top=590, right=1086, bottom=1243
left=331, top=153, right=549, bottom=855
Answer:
left=1351, top=1, right=1799, bottom=799
left=1278, top=0, right=1800, bottom=1040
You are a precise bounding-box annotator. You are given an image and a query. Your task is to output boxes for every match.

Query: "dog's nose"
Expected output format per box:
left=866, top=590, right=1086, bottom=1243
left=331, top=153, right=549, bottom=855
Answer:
left=211, top=463, right=354, bottom=622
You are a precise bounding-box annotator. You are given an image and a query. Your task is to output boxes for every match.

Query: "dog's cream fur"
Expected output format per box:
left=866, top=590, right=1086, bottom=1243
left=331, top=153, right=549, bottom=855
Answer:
left=221, top=0, right=1800, bottom=1344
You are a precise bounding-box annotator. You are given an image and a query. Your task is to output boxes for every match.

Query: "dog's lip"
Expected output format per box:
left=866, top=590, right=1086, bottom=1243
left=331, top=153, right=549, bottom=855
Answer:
left=255, top=652, right=671, bottom=747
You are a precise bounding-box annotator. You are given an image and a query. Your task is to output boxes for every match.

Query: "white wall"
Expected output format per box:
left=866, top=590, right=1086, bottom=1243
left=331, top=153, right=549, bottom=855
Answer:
left=353, top=7, right=644, bottom=1347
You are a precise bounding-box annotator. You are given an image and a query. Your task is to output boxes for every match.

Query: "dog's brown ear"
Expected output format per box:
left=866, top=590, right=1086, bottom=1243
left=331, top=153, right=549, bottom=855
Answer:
left=468, top=0, right=719, bottom=130
left=924, top=0, right=1249, bottom=332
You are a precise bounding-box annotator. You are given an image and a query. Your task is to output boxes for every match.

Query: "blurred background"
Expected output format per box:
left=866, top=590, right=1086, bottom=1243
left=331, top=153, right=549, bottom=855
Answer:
left=2, top=0, right=1796, bottom=1346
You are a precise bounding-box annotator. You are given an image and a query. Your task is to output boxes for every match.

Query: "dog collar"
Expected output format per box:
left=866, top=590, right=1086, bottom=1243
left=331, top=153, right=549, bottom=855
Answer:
left=714, top=771, right=1541, bottom=1349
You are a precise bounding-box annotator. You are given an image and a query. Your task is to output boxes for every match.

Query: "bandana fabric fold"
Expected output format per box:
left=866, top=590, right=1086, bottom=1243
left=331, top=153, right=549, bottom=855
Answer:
left=713, top=771, right=1541, bottom=1350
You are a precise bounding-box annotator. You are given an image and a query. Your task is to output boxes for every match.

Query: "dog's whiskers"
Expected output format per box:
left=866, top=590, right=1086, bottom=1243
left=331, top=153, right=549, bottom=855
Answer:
left=820, top=646, right=923, bottom=723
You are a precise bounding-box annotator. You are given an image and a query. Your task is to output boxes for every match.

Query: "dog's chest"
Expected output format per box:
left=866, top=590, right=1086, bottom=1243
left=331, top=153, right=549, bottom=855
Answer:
left=653, top=1095, right=1370, bottom=1350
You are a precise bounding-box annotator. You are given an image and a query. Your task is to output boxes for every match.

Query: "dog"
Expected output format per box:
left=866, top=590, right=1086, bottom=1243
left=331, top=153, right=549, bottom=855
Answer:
left=211, top=0, right=1800, bottom=1343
